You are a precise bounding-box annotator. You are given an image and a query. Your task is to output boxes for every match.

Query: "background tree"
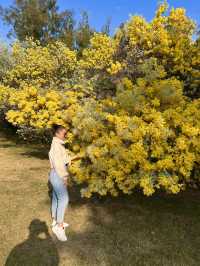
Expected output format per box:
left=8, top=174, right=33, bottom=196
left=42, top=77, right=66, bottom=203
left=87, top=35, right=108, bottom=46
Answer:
left=75, top=11, right=94, bottom=56
left=0, top=43, right=12, bottom=82
left=0, top=0, right=75, bottom=47
left=101, top=17, right=111, bottom=36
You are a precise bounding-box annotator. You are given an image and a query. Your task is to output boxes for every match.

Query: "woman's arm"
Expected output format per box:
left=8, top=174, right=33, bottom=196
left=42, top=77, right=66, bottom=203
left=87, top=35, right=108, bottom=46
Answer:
left=71, top=154, right=82, bottom=161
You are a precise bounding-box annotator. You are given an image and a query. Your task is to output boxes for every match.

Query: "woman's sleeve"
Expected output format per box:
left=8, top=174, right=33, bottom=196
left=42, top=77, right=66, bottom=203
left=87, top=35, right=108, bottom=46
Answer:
left=51, top=144, right=69, bottom=178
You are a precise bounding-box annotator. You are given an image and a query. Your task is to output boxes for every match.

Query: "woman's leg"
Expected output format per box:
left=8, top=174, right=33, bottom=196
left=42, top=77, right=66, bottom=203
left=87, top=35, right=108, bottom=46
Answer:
left=56, top=184, right=69, bottom=224
left=49, top=170, right=69, bottom=225
left=49, top=170, right=58, bottom=220
left=51, top=189, right=58, bottom=220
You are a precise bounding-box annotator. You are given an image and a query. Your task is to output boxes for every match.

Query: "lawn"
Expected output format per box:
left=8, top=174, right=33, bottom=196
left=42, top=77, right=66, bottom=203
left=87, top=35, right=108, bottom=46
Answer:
left=0, top=131, right=200, bottom=266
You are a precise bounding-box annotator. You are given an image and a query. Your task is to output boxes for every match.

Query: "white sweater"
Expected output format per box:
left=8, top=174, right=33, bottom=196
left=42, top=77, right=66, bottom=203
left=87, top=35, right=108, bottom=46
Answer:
left=48, top=136, right=71, bottom=178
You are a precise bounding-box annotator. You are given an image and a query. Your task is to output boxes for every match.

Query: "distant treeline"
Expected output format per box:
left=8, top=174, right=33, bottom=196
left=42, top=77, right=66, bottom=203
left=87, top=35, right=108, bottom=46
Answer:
left=0, top=0, right=111, bottom=54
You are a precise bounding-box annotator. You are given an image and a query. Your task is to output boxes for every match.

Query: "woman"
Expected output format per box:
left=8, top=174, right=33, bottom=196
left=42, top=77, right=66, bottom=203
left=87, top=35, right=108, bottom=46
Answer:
left=48, top=124, right=78, bottom=241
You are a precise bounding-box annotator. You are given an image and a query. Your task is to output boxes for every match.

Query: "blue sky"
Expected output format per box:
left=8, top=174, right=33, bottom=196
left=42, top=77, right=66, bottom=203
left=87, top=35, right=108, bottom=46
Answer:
left=0, top=0, right=199, bottom=44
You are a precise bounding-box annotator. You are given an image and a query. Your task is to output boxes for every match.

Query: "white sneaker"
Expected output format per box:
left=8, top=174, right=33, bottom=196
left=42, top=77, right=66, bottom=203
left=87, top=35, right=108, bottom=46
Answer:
left=52, top=224, right=67, bottom=241
left=52, top=219, right=69, bottom=228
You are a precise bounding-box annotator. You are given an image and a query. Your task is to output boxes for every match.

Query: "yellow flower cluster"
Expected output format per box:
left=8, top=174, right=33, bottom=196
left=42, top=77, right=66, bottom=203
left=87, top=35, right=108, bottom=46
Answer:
left=1, top=85, right=83, bottom=137
left=115, top=2, right=198, bottom=95
left=79, top=33, right=118, bottom=71
left=69, top=74, right=200, bottom=197
left=107, top=61, right=123, bottom=75
left=4, top=40, right=77, bottom=90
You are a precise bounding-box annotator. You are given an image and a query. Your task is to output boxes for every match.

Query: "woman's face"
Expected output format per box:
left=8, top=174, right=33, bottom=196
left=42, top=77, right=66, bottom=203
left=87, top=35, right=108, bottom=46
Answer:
left=56, top=128, right=67, bottom=141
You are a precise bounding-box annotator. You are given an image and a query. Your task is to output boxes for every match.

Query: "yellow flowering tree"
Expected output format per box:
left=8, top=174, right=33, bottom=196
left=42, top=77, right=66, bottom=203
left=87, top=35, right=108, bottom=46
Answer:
left=3, top=39, right=77, bottom=90
left=0, top=1, right=200, bottom=197
left=114, top=2, right=199, bottom=98
left=69, top=59, right=200, bottom=197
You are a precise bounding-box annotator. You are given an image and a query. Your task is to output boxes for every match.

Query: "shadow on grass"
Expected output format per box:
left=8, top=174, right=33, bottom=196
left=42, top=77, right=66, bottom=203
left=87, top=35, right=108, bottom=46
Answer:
left=0, top=143, right=19, bottom=148
left=46, top=173, right=200, bottom=265
left=0, top=124, right=49, bottom=159
left=5, top=219, right=59, bottom=266
left=58, top=189, right=200, bottom=266
left=20, top=149, right=48, bottom=160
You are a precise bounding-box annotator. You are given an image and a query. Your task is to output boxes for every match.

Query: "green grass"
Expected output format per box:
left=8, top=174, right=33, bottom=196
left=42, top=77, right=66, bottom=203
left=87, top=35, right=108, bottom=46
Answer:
left=0, top=132, right=200, bottom=266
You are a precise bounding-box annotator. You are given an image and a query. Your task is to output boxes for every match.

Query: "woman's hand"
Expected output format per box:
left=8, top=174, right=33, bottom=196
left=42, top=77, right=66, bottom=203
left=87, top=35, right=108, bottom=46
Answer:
left=63, top=176, right=68, bottom=185
left=71, top=155, right=82, bottom=161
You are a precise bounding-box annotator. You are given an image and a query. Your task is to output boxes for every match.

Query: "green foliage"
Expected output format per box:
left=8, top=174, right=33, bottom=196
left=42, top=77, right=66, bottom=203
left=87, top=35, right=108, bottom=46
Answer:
left=0, top=0, right=75, bottom=46
left=75, top=11, right=95, bottom=56
left=0, top=43, right=12, bottom=82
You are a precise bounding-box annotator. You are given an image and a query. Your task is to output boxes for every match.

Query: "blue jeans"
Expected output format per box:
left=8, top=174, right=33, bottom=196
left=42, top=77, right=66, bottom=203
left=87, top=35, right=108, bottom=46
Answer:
left=49, top=169, right=69, bottom=223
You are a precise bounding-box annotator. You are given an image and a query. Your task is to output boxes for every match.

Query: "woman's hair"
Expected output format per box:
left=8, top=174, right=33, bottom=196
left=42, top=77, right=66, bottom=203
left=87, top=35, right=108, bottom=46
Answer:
left=52, top=124, right=66, bottom=135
